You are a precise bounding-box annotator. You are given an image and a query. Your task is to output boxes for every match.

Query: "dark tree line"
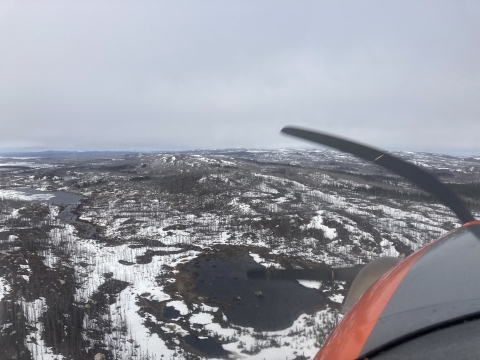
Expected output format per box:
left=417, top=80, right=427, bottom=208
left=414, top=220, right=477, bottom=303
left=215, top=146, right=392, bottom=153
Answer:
left=352, top=185, right=437, bottom=203
left=449, top=182, right=480, bottom=200
left=335, top=182, right=480, bottom=210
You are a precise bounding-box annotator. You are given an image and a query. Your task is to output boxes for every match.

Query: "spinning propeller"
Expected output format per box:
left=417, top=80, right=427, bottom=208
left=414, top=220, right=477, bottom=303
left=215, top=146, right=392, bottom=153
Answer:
left=281, top=126, right=475, bottom=224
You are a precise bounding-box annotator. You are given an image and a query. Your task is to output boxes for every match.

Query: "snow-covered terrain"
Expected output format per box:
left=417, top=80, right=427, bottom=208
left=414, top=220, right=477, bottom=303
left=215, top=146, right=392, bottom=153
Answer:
left=0, top=148, right=478, bottom=359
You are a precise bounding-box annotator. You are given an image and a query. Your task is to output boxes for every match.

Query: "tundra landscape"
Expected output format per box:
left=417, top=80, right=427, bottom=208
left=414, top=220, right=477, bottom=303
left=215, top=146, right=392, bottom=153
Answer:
left=0, top=149, right=479, bottom=360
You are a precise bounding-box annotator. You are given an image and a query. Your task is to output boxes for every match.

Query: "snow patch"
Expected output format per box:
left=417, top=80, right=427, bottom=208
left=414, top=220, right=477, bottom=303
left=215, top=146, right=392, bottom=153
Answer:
left=329, top=294, right=345, bottom=303
left=250, top=253, right=284, bottom=269
left=0, top=277, right=11, bottom=301
left=190, top=312, right=214, bottom=325
left=167, top=300, right=189, bottom=316
left=297, top=279, right=322, bottom=289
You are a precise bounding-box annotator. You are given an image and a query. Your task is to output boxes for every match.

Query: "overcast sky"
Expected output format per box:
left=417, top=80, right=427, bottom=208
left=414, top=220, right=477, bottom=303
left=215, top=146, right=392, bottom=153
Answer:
left=0, top=1, right=479, bottom=154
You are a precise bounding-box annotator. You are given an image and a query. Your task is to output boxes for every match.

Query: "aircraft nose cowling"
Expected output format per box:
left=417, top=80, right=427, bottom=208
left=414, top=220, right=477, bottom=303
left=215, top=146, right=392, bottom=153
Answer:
left=315, top=223, right=480, bottom=360
left=340, top=256, right=402, bottom=315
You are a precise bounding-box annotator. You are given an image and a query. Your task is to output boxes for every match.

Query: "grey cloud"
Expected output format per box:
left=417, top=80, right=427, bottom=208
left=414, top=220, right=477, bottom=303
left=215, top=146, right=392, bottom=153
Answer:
left=0, top=1, right=479, bottom=153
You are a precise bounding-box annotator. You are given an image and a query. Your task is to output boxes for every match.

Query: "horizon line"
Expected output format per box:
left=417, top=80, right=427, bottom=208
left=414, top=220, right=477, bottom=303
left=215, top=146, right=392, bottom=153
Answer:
left=0, top=147, right=479, bottom=158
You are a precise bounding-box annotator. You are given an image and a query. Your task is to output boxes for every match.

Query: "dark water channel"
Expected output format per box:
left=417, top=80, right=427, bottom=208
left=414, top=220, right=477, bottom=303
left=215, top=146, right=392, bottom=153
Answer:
left=186, top=254, right=346, bottom=332
left=184, top=335, right=229, bottom=358
left=5, top=187, right=96, bottom=238
left=58, top=204, right=97, bottom=239
left=163, top=306, right=181, bottom=319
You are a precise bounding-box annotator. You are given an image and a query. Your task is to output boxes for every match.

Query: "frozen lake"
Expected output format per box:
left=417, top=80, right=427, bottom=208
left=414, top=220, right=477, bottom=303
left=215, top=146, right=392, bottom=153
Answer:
left=0, top=187, right=83, bottom=205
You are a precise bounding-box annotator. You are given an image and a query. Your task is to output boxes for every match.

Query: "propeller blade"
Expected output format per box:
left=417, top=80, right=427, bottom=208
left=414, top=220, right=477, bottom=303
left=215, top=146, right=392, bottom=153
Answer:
left=247, top=266, right=364, bottom=282
left=281, top=126, right=475, bottom=224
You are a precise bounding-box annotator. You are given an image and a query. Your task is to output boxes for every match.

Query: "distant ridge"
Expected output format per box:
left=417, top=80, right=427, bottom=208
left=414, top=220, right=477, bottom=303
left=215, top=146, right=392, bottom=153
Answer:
left=0, top=150, right=141, bottom=158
